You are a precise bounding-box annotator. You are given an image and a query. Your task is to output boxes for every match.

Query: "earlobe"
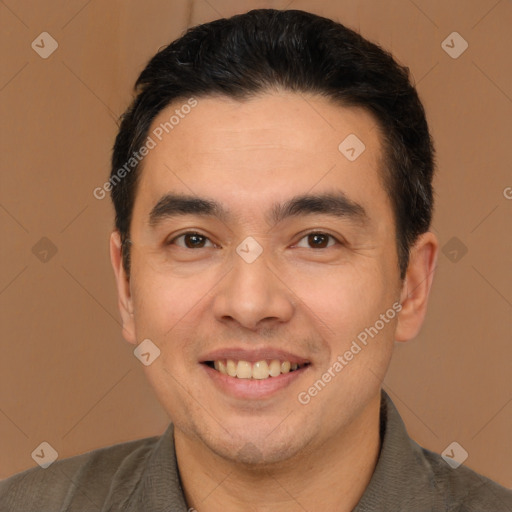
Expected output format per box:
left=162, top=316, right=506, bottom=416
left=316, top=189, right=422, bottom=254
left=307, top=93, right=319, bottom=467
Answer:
left=110, top=231, right=137, bottom=345
left=395, top=231, right=439, bottom=343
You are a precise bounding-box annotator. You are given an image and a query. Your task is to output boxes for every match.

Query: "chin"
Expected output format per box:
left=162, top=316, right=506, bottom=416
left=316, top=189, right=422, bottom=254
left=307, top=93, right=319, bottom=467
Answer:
left=201, top=425, right=310, bottom=469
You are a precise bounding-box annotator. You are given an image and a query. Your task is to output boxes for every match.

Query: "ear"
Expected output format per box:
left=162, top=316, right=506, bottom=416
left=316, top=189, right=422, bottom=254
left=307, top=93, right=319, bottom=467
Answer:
left=110, top=231, right=137, bottom=345
left=395, top=231, right=438, bottom=343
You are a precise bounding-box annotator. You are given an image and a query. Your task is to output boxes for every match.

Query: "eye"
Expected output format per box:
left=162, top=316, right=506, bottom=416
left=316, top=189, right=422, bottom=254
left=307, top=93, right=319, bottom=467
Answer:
left=168, top=232, right=215, bottom=249
left=295, top=232, right=340, bottom=249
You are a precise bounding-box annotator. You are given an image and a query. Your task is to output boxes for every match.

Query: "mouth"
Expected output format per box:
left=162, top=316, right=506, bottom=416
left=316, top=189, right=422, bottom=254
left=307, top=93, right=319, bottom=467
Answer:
left=203, top=359, right=311, bottom=380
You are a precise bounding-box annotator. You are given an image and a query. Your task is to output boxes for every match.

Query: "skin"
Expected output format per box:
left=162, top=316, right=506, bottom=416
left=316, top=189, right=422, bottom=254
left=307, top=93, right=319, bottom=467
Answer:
left=110, top=91, right=438, bottom=511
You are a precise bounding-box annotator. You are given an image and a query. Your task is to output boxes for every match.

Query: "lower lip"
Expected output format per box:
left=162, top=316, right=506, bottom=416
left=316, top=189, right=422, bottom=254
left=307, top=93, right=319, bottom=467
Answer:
left=201, top=364, right=309, bottom=400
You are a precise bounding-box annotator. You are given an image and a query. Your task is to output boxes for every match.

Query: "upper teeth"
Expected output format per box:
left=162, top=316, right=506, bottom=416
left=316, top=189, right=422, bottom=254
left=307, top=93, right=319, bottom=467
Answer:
left=213, top=359, right=300, bottom=379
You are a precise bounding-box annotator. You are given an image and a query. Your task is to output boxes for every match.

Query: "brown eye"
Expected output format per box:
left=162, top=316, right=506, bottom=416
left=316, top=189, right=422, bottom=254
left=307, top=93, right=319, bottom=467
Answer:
left=295, top=232, right=338, bottom=249
left=169, top=232, right=214, bottom=249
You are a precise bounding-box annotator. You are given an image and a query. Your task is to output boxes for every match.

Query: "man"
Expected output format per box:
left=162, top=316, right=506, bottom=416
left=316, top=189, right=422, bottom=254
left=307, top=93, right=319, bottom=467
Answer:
left=1, top=8, right=511, bottom=512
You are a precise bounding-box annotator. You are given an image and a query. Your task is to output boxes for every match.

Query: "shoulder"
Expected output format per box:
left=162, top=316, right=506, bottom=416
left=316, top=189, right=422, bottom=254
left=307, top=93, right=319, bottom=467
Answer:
left=372, top=391, right=512, bottom=511
left=0, top=434, right=161, bottom=511
left=418, top=443, right=512, bottom=511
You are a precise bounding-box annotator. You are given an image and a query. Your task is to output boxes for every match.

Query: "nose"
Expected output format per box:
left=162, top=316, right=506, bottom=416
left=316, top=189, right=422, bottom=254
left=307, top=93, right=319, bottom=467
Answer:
left=212, top=247, right=295, bottom=331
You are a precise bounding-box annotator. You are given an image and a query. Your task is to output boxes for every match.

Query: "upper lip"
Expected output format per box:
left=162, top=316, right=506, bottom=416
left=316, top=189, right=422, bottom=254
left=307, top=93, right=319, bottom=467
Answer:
left=199, top=347, right=310, bottom=365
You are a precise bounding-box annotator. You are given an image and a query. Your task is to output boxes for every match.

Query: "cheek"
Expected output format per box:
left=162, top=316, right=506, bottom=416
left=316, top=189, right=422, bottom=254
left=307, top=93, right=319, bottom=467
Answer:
left=281, top=260, right=393, bottom=339
left=129, top=263, right=217, bottom=344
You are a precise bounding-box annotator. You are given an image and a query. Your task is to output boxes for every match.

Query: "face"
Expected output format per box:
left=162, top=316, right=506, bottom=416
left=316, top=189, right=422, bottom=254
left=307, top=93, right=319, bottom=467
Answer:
left=111, top=91, right=430, bottom=466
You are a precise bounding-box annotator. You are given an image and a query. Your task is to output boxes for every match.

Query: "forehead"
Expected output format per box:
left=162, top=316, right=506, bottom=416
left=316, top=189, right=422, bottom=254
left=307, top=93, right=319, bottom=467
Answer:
left=133, top=91, right=391, bottom=225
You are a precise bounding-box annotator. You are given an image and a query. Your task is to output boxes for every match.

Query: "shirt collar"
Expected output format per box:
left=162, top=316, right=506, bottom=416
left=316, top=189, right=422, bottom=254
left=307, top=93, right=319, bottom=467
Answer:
left=353, top=389, right=438, bottom=511
left=119, top=390, right=436, bottom=511
left=119, top=422, right=187, bottom=512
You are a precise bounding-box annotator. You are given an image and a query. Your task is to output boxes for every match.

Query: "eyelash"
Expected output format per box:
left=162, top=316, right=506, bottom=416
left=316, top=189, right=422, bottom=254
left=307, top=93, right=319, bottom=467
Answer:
left=166, top=231, right=343, bottom=249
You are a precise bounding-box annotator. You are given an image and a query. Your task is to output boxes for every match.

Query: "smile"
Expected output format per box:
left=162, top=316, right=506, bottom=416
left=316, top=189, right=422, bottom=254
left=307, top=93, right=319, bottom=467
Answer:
left=205, top=359, right=310, bottom=380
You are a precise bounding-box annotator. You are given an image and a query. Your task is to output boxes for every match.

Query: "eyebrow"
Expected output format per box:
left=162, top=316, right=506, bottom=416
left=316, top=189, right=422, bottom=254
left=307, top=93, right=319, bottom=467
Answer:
left=148, top=191, right=369, bottom=228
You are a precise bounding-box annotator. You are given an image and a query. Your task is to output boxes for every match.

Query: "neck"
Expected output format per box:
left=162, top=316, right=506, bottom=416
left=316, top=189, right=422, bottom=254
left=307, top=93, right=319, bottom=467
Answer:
left=174, top=392, right=382, bottom=512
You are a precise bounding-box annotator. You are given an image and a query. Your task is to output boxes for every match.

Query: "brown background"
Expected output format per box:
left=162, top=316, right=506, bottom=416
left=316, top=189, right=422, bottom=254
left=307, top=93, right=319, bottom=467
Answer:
left=1, top=0, right=511, bottom=487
